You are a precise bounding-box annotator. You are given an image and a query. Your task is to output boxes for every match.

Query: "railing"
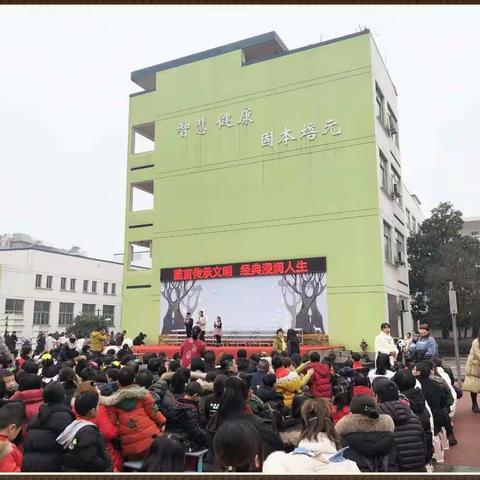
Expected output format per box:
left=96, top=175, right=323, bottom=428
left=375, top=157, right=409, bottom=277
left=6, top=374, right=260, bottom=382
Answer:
left=158, top=329, right=304, bottom=347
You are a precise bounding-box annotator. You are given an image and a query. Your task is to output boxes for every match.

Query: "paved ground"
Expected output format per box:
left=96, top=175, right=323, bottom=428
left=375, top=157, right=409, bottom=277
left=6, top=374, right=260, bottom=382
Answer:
left=443, top=393, right=480, bottom=468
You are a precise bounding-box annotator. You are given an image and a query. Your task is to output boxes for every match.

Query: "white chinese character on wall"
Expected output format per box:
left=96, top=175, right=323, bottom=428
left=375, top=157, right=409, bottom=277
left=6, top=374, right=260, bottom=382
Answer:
left=299, top=122, right=318, bottom=141
left=261, top=131, right=274, bottom=147
left=216, top=112, right=233, bottom=128
left=196, top=117, right=207, bottom=135
left=238, top=106, right=254, bottom=125
left=278, top=127, right=297, bottom=145
left=322, top=119, right=341, bottom=136
left=177, top=121, right=190, bottom=138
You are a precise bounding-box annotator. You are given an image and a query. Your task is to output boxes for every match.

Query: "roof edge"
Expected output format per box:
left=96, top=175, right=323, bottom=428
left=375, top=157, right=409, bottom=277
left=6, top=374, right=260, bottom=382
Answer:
left=0, top=247, right=124, bottom=266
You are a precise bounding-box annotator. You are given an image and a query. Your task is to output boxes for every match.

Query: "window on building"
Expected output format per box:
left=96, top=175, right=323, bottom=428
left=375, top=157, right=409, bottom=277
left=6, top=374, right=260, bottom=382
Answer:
left=383, top=222, right=392, bottom=264
left=59, top=302, right=74, bottom=326
left=387, top=105, right=399, bottom=147
left=103, top=282, right=109, bottom=294
left=132, top=122, right=155, bottom=154
left=111, top=283, right=116, bottom=295
left=412, top=216, right=417, bottom=233
left=35, top=274, right=42, bottom=288
left=128, top=240, right=152, bottom=270
left=103, top=305, right=115, bottom=326
left=390, top=167, right=402, bottom=206
left=60, top=277, right=67, bottom=291
left=395, top=230, right=405, bottom=264
left=405, top=208, right=411, bottom=230
left=131, top=181, right=154, bottom=212
left=5, top=299, right=24, bottom=315
left=82, top=304, right=96, bottom=316
left=92, top=281, right=97, bottom=294
left=375, top=83, right=385, bottom=125
left=379, top=151, right=388, bottom=191
left=70, top=278, right=76, bottom=291
left=83, top=280, right=89, bottom=293
left=46, top=275, right=53, bottom=289
left=33, top=301, right=50, bottom=325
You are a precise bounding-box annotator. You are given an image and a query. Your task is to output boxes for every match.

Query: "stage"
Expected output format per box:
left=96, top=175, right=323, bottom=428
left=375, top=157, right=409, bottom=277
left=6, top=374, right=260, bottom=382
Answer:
left=132, top=344, right=343, bottom=359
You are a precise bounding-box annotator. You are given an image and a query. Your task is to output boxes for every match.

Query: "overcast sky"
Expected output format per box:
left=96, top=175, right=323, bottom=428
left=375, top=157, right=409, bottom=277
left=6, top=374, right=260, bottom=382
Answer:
left=1, top=6, right=478, bottom=259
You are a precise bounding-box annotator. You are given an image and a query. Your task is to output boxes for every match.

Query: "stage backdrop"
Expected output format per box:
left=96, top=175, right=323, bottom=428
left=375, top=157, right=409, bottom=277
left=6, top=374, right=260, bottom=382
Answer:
left=159, top=257, right=327, bottom=335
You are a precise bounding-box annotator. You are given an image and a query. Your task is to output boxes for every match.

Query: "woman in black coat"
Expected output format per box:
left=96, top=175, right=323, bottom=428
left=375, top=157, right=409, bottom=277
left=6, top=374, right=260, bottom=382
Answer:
left=335, top=395, right=399, bottom=472
left=286, top=329, right=300, bottom=357
left=204, top=376, right=284, bottom=471
left=23, top=382, right=76, bottom=472
left=373, top=378, right=427, bottom=472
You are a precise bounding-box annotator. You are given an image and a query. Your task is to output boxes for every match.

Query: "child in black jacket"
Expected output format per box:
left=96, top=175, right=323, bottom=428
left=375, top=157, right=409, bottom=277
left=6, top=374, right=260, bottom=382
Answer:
left=57, top=391, right=112, bottom=472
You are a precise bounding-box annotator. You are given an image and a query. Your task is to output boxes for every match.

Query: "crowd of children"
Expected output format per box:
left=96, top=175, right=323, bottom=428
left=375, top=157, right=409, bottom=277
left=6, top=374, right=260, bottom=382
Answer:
left=0, top=325, right=460, bottom=473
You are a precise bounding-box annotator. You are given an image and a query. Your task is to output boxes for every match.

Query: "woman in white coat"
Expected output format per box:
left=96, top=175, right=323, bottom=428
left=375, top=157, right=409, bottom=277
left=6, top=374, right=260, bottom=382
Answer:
left=463, top=333, right=480, bottom=413
left=263, top=398, right=360, bottom=474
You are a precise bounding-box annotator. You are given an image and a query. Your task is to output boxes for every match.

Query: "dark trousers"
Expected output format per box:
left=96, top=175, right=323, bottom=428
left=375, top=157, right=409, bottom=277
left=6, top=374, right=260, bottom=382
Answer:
left=199, top=330, right=205, bottom=341
left=215, top=335, right=221, bottom=345
left=433, top=409, right=454, bottom=436
left=186, top=327, right=192, bottom=338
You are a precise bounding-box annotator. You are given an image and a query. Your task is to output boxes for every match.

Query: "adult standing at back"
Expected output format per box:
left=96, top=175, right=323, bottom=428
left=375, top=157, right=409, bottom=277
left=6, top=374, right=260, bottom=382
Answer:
left=180, top=326, right=206, bottom=368
left=374, top=323, right=396, bottom=367
left=286, top=329, right=300, bottom=357
left=90, top=327, right=107, bottom=354
left=463, top=332, right=480, bottom=413
left=196, top=311, right=207, bottom=342
left=409, top=324, right=438, bottom=363
left=184, top=313, right=193, bottom=338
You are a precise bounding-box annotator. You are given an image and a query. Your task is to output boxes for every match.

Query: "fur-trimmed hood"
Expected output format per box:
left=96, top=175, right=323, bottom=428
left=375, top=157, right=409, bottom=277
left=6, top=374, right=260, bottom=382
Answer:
left=101, top=385, right=149, bottom=409
left=276, top=370, right=300, bottom=386
left=336, top=414, right=395, bottom=458
left=336, top=414, right=394, bottom=436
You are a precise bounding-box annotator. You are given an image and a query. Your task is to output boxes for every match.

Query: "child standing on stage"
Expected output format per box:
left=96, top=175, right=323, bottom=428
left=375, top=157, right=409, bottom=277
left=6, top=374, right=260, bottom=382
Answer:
left=214, top=316, right=222, bottom=346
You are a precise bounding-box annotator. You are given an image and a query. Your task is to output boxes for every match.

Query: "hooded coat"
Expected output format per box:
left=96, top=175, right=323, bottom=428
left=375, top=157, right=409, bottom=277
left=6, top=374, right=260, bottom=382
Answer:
left=400, top=387, right=433, bottom=463
left=275, top=367, right=313, bottom=407
left=377, top=400, right=427, bottom=472
left=23, top=403, right=76, bottom=472
left=57, top=419, right=112, bottom=472
left=102, top=385, right=165, bottom=457
left=166, top=396, right=208, bottom=451
left=335, top=413, right=398, bottom=472
left=10, top=389, right=43, bottom=423
left=263, top=433, right=360, bottom=474
left=308, top=362, right=331, bottom=398
left=89, top=331, right=107, bottom=353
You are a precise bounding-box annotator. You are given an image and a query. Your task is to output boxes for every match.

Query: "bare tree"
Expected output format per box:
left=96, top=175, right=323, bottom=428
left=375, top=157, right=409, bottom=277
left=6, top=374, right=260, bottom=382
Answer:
left=282, top=273, right=326, bottom=333
left=180, top=284, right=202, bottom=317
left=279, top=278, right=301, bottom=325
left=161, top=280, right=197, bottom=333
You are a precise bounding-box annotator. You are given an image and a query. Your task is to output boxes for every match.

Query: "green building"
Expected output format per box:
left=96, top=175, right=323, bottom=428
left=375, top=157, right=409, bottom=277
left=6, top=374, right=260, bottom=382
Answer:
left=122, top=30, right=416, bottom=350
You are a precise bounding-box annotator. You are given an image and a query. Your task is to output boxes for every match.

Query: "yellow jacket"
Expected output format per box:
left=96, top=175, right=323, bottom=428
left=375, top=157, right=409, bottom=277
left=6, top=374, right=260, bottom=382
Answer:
left=90, top=331, right=107, bottom=352
left=275, top=365, right=313, bottom=407
left=273, top=335, right=286, bottom=354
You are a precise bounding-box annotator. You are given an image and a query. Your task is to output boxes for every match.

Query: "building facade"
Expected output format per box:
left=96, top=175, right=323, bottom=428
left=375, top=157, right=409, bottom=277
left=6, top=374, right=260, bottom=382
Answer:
left=0, top=248, right=123, bottom=341
left=122, top=30, right=419, bottom=349
left=462, top=218, right=480, bottom=240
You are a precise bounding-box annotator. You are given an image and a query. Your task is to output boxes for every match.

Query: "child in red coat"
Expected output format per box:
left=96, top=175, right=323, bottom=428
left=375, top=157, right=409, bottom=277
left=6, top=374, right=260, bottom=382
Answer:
left=0, top=403, right=25, bottom=472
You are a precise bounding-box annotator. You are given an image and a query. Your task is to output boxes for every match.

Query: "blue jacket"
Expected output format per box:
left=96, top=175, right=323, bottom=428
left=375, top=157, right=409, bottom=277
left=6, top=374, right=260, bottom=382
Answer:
left=410, top=335, right=438, bottom=360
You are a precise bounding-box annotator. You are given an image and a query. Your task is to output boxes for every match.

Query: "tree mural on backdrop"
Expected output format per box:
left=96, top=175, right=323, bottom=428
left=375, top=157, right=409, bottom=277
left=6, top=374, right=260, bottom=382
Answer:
left=279, top=278, right=302, bottom=325
left=160, top=280, right=198, bottom=334
left=281, top=272, right=327, bottom=333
